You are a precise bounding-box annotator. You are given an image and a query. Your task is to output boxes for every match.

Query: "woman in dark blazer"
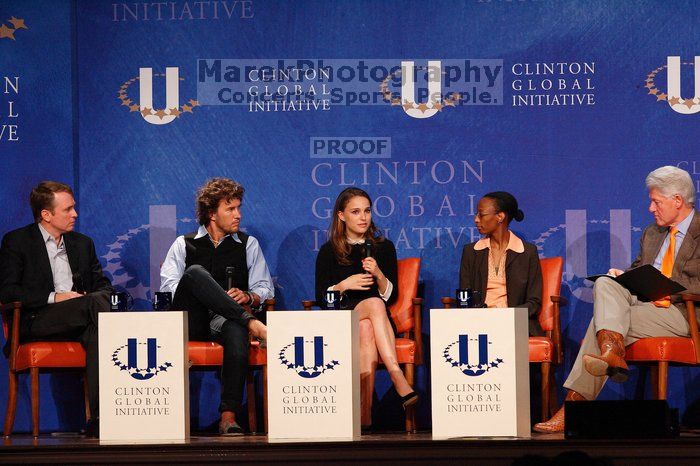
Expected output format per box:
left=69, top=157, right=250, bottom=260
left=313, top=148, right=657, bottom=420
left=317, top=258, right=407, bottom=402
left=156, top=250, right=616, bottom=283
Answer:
left=459, top=191, right=543, bottom=336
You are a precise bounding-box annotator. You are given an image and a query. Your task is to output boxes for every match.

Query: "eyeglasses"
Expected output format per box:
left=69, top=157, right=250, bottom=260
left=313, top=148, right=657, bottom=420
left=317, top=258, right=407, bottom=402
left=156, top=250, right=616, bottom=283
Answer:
left=474, top=211, right=499, bottom=219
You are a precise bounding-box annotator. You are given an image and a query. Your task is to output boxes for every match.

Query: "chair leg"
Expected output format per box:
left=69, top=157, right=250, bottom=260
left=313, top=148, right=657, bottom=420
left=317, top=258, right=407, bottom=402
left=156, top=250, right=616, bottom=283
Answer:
left=658, top=361, right=668, bottom=400
left=540, top=362, right=550, bottom=422
left=30, top=367, right=39, bottom=438
left=3, top=371, right=18, bottom=438
left=650, top=365, right=659, bottom=399
left=404, top=363, right=416, bottom=433
left=246, top=369, right=257, bottom=433
left=83, top=376, right=91, bottom=423
left=262, top=365, right=268, bottom=433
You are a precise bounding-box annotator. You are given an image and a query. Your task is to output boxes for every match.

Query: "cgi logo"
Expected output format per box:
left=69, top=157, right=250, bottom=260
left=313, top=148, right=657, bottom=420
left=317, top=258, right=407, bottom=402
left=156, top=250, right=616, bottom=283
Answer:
left=644, top=56, right=700, bottom=114
left=278, top=336, right=340, bottom=379
left=381, top=59, right=503, bottom=119
left=443, top=334, right=503, bottom=377
left=111, top=338, right=173, bottom=380
left=118, top=67, right=199, bottom=125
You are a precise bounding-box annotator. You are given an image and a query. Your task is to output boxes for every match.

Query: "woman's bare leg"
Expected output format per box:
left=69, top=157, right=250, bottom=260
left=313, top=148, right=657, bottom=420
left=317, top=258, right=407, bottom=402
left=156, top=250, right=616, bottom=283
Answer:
left=358, top=319, right=378, bottom=426
left=355, top=298, right=413, bottom=397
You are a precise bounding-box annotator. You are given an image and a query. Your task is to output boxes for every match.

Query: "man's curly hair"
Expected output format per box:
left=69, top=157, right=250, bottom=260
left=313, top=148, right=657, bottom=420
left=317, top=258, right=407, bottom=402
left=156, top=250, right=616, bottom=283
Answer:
left=196, top=178, right=245, bottom=226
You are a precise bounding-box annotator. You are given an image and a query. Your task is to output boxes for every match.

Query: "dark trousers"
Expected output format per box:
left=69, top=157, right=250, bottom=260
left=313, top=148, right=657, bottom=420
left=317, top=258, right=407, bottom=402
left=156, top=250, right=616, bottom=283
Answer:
left=21, top=291, right=110, bottom=419
left=173, top=264, right=253, bottom=412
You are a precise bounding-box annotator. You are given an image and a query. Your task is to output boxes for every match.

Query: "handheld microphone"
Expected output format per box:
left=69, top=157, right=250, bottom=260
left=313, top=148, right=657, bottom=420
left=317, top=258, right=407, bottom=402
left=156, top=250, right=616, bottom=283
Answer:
left=364, top=241, right=372, bottom=259
left=72, top=273, right=85, bottom=294
left=226, top=266, right=235, bottom=290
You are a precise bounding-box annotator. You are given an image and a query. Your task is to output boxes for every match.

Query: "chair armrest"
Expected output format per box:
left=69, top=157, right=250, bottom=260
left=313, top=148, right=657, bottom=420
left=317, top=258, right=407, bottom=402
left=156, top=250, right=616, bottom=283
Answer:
left=0, top=301, right=22, bottom=313
left=548, top=295, right=564, bottom=365
left=682, top=294, right=700, bottom=363
left=301, top=300, right=316, bottom=310
left=681, top=293, right=700, bottom=302
left=0, top=301, right=22, bottom=369
left=550, top=295, right=568, bottom=307
left=263, top=298, right=275, bottom=312
left=412, top=298, right=423, bottom=365
left=441, top=297, right=456, bottom=309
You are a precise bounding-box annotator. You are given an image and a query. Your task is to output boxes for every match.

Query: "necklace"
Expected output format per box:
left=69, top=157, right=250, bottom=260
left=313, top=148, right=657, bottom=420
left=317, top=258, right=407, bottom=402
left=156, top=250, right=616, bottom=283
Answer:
left=490, top=247, right=506, bottom=276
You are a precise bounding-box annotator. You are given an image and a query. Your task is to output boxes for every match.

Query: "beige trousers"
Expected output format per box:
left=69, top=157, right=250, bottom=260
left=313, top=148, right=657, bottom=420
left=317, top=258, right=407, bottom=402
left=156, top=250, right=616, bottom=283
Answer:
left=563, top=277, right=690, bottom=400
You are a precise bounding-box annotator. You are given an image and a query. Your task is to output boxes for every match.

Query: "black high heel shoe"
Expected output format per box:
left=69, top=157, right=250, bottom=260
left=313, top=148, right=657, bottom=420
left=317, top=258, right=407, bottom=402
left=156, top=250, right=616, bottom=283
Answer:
left=401, top=391, right=419, bottom=410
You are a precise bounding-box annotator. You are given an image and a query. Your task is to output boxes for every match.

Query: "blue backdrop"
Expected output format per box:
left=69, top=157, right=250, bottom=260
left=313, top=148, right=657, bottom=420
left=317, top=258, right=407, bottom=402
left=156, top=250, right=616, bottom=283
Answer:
left=2, top=0, right=700, bottom=432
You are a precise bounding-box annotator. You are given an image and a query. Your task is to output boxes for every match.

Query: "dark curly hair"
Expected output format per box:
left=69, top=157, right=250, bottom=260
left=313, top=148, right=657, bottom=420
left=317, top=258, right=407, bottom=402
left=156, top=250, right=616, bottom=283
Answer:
left=196, top=178, right=244, bottom=226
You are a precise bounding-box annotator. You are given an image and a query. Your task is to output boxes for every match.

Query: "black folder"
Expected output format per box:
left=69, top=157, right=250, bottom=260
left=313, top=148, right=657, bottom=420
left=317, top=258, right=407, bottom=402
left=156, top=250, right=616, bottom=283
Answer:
left=586, top=264, right=685, bottom=301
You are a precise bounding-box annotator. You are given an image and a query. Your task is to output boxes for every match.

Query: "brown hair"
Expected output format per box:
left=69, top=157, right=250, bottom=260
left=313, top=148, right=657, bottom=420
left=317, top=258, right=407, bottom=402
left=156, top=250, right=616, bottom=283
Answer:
left=196, top=178, right=244, bottom=226
left=329, top=187, right=383, bottom=265
left=30, top=181, right=74, bottom=222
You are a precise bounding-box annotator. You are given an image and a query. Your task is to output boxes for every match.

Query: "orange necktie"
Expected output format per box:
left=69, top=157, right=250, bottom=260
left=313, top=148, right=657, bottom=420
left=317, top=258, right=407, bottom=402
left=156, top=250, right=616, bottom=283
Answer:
left=653, top=226, right=678, bottom=308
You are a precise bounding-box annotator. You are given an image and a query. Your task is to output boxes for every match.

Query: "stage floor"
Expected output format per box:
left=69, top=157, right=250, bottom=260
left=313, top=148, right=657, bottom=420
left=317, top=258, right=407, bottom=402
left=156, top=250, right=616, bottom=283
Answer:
left=2, top=430, right=700, bottom=465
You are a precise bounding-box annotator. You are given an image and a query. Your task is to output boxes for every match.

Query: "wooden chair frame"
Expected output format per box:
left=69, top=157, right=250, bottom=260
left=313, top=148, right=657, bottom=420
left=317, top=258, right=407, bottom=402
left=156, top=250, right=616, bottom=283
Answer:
left=441, top=256, right=566, bottom=421
left=2, top=301, right=90, bottom=438
left=302, top=259, right=423, bottom=433
left=625, top=293, right=700, bottom=400
left=187, top=298, right=274, bottom=434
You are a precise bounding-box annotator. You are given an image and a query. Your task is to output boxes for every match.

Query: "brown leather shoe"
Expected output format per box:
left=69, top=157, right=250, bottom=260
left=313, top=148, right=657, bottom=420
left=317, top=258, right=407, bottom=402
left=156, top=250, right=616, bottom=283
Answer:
left=583, top=330, right=629, bottom=383
left=533, top=390, right=585, bottom=433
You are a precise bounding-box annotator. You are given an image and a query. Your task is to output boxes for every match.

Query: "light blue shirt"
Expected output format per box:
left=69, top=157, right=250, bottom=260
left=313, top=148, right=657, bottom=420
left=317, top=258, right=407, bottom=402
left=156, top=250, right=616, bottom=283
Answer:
left=160, top=225, right=274, bottom=303
left=652, top=210, right=695, bottom=270
left=38, top=223, right=73, bottom=304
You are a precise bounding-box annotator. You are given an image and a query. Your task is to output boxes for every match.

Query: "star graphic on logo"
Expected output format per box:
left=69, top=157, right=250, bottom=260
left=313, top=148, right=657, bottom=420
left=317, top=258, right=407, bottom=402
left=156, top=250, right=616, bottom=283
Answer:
left=684, top=98, right=696, bottom=110
left=0, top=24, right=15, bottom=40
left=140, top=107, right=153, bottom=117
left=668, top=96, right=681, bottom=106
left=8, top=17, right=27, bottom=30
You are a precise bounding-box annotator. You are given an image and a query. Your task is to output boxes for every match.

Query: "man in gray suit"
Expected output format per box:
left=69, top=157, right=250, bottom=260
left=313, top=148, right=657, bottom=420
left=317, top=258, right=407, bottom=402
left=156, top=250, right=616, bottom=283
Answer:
left=535, top=165, right=699, bottom=433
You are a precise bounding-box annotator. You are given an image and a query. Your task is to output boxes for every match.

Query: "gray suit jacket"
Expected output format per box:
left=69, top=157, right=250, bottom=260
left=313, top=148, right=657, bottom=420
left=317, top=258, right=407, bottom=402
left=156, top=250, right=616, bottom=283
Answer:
left=629, top=211, right=700, bottom=323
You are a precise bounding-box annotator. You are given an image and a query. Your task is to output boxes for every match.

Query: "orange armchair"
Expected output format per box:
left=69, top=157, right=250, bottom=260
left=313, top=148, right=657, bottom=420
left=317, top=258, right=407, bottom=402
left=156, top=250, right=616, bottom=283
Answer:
left=442, top=256, right=566, bottom=421
left=1, top=301, right=90, bottom=438
left=624, top=293, right=700, bottom=399
left=187, top=298, right=274, bottom=433
left=302, top=257, right=424, bottom=433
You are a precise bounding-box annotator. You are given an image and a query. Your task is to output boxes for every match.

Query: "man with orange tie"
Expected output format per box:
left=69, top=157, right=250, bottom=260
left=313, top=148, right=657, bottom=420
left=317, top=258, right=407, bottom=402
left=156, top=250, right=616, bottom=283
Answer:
left=535, top=165, right=700, bottom=433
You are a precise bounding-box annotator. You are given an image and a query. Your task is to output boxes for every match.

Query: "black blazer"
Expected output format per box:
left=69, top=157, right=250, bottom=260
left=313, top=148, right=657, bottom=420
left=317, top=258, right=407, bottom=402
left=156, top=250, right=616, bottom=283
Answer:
left=459, top=238, right=543, bottom=336
left=0, top=223, right=112, bottom=310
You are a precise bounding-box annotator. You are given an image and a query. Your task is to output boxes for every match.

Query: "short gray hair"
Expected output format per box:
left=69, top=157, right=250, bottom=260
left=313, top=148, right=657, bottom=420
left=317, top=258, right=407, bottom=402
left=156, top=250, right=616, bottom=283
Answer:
left=645, top=166, right=695, bottom=207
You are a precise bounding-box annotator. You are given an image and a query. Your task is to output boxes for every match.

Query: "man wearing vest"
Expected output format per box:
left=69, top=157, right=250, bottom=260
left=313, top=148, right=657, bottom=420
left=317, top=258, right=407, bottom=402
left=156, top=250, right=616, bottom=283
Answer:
left=160, top=178, right=272, bottom=435
left=535, top=166, right=700, bottom=433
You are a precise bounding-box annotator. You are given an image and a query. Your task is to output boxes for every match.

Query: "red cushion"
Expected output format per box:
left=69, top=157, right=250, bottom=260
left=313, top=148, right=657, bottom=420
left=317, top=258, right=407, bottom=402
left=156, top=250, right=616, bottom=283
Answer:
left=188, top=341, right=266, bottom=366
left=528, top=336, right=553, bottom=363
left=626, top=337, right=698, bottom=364
left=14, top=342, right=86, bottom=371
left=394, top=337, right=416, bottom=364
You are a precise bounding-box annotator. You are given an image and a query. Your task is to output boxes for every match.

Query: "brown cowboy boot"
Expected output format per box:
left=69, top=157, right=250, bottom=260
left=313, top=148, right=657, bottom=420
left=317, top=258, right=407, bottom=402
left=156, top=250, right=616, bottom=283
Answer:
left=582, top=329, right=629, bottom=383
left=533, top=390, right=586, bottom=433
